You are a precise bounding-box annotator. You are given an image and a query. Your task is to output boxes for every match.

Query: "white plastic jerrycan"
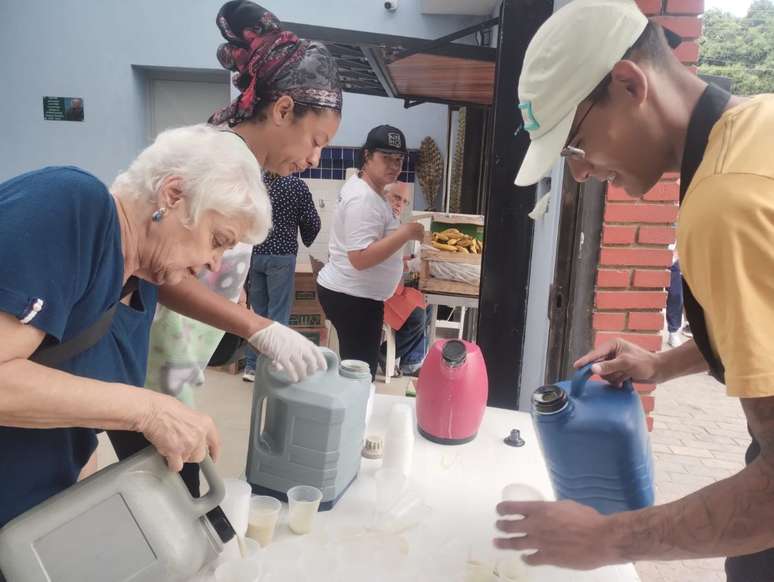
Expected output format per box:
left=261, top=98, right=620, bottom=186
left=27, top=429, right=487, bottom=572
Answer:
left=0, top=447, right=231, bottom=582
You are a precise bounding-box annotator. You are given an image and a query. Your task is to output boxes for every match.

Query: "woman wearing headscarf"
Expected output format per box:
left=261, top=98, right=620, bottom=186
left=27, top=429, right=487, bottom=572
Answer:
left=139, top=0, right=344, bottom=495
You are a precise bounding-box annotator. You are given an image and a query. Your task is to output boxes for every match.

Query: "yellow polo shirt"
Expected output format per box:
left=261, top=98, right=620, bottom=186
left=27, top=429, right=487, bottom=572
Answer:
left=678, top=95, right=774, bottom=398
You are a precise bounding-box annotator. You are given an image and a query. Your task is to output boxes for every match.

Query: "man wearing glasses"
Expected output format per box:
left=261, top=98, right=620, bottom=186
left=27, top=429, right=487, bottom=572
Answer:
left=495, top=1, right=774, bottom=579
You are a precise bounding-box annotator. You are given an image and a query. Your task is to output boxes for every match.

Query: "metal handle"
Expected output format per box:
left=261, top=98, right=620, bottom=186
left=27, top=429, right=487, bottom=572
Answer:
left=571, top=363, right=634, bottom=396
left=190, top=455, right=225, bottom=516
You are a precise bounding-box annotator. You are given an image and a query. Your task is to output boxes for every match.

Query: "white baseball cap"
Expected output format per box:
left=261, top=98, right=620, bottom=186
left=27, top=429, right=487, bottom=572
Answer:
left=514, top=0, right=648, bottom=186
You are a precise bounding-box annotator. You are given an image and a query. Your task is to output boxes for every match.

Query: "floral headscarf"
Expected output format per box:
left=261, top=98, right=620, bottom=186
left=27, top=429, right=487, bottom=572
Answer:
left=209, top=0, right=343, bottom=127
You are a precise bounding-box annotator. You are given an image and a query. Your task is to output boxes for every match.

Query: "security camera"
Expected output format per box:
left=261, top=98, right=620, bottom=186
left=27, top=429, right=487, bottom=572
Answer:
left=384, top=0, right=398, bottom=11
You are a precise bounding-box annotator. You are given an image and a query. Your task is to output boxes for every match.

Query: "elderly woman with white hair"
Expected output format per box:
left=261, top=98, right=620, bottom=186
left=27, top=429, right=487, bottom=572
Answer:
left=0, top=124, right=325, bottom=528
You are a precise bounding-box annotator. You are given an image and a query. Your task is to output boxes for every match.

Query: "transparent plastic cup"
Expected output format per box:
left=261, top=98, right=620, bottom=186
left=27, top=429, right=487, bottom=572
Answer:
left=215, top=538, right=262, bottom=582
left=287, top=485, right=322, bottom=535
left=214, top=559, right=262, bottom=582
left=246, top=495, right=281, bottom=547
left=373, top=468, right=408, bottom=515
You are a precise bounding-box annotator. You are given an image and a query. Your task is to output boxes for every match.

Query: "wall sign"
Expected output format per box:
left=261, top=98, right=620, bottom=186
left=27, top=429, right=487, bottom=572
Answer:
left=43, top=97, right=84, bottom=122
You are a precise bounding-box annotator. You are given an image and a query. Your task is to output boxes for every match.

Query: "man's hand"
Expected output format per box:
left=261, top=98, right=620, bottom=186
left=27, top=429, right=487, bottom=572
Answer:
left=493, top=500, right=618, bottom=570
left=574, top=338, right=662, bottom=385
left=575, top=338, right=708, bottom=386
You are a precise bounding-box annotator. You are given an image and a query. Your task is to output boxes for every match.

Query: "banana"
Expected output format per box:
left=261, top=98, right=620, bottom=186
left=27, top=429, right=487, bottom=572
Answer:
left=447, top=238, right=459, bottom=246
left=433, top=233, right=450, bottom=242
left=432, top=241, right=459, bottom=252
left=458, top=246, right=470, bottom=254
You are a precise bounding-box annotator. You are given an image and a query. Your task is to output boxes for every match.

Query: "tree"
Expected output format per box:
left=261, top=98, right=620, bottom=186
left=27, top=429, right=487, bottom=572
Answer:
left=699, top=0, right=774, bottom=95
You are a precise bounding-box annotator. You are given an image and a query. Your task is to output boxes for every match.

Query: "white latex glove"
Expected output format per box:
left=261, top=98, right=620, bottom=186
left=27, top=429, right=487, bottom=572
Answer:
left=248, top=322, right=327, bottom=383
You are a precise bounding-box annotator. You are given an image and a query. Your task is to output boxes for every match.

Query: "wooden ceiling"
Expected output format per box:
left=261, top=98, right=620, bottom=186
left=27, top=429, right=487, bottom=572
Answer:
left=387, top=53, right=495, bottom=106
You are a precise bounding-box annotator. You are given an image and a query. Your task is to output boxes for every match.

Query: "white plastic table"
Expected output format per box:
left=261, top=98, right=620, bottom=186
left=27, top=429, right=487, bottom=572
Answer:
left=197, top=395, right=640, bottom=581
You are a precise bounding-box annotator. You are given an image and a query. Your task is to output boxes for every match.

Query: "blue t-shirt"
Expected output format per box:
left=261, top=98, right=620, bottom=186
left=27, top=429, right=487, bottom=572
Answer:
left=0, top=167, right=158, bottom=526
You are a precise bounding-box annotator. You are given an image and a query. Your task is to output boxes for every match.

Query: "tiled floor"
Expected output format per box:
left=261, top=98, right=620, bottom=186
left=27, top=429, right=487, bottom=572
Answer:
left=94, top=361, right=750, bottom=581
left=634, top=371, right=749, bottom=582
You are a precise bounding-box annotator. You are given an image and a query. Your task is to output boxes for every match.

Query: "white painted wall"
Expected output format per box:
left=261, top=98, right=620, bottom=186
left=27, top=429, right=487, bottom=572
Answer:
left=0, top=0, right=484, bottom=184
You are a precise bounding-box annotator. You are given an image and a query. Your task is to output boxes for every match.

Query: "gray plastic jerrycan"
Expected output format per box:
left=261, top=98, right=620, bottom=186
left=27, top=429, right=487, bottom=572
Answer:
left=246, top=348, right=370, bottom=510
left=0, top=447, right=228, bottom=582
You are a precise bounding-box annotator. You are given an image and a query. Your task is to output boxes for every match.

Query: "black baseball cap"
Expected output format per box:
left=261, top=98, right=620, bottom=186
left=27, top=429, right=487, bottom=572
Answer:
left=364, top=124, right=407, bottom=155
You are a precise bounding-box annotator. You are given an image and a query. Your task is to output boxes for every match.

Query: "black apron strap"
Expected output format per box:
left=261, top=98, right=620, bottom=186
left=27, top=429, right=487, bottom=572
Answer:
left=678, top=83, right=731, bottom=384
left=29, top=277, right=139, bottom=367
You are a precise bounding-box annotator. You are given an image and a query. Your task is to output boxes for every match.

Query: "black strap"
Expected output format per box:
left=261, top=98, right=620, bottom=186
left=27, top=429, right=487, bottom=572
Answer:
left=679, top=83, right=731, bottom=383
left=29, top=277, right=139, bottom=367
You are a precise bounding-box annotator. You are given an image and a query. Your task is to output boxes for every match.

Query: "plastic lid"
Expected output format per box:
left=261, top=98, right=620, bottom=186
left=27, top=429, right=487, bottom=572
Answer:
left=442, top=340, right=467, bottom=367
left=532, top=384, right=568, bottom=414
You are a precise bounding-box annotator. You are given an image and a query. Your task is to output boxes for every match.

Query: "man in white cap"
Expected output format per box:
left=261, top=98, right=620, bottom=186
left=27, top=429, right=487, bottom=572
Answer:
left=495, top=0, right=774, bottom=579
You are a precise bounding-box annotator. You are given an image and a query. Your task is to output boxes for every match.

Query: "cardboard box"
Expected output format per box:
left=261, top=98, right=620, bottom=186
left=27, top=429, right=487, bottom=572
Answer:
left=294, top=272, right=319, bottom=303
left=293, top=326, right=329, bottom=347
left=289, top=302, right=326, bottom=328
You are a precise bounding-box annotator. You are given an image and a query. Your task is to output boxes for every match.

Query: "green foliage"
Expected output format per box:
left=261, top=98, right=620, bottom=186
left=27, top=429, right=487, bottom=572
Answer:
left=699, top=0, right=774, bottom=95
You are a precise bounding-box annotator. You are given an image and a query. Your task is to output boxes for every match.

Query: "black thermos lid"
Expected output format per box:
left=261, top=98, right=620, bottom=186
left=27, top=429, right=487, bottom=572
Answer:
left=442, top=340, right=467, bottom=367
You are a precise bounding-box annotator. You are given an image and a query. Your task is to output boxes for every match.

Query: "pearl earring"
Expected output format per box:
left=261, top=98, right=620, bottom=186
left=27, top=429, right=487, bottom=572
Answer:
left=151, top=207, right=168, bottom=222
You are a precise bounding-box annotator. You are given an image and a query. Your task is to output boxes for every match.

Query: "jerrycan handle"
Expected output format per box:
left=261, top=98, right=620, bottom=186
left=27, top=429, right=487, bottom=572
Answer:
left=322, top=348, right=340, bottom=376
left=190, top=455, right=226, bottom=516
left=571, top=363, right=635, bottom=397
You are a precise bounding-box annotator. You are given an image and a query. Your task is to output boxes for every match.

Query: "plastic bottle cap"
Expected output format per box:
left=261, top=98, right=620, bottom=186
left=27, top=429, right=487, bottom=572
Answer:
left=503, top=429, right=525, bottom=447
left=362, top=435, right=384, bottom=459
left=532, top=385, right=569, bottom=414
left=442, top=340, right=467, bottom=367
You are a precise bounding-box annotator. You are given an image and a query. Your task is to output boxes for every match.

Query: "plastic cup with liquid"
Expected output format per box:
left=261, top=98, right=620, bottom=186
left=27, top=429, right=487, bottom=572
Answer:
left=287, top=485, right=322, bottom=535
left=246, top=495, right=281, bottom=547
left=215, top=537, right=262, bottom=582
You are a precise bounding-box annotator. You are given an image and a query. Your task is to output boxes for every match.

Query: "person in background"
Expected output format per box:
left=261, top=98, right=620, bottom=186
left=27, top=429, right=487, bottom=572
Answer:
left=242, top=172, right=321, bottom=382
left=139, top=0, right=342, bottom=495
left=317, top=125, right=425, bottom=379
left=380, top=181, right=431, bottom=377
left=497, top=1, right=774, bottom=578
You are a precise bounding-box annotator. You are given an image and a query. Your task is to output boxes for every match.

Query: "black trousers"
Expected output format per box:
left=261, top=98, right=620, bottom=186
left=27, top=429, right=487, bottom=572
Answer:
left=725, top=430, right=774, bottom=581
left=317, top=284, right=384, bottom=380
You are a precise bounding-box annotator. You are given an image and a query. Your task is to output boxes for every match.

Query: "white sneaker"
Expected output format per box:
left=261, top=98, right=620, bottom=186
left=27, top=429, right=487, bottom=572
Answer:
left=667, top=332, right=683, bottom=348
left=242, top=369, right=255, bottom=383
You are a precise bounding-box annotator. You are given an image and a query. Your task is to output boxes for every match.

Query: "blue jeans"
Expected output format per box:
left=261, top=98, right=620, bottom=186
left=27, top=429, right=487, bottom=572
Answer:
left=244, top=254, right=296, bottom=371
left=666, top=260, right=683, bottom=333
left=380, top=306, right=433, bottom=373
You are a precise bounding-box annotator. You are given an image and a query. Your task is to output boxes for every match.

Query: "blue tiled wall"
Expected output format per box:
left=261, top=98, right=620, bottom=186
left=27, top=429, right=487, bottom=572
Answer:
left=296, top=146, right=419, bottom=183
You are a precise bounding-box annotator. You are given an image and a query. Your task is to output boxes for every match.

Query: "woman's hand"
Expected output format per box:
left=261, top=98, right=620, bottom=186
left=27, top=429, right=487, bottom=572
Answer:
left=248, top=322, right=327, bottom=383
left=399, top=222, right=425, bottom=242
left=138, top=393, right=221, bottom=472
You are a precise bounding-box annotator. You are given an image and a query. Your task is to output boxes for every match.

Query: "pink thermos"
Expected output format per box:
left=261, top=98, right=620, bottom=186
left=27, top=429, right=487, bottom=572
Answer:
left=416, top=339, right=488, bottom=445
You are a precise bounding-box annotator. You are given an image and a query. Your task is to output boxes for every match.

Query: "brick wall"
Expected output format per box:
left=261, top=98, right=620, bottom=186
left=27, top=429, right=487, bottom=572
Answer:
left=592, top=0, right=704, bottom=431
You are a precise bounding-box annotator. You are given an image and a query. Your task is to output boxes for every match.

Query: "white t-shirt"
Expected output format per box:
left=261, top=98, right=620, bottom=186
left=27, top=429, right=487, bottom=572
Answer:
left=318, top=175, right=403, bottom=301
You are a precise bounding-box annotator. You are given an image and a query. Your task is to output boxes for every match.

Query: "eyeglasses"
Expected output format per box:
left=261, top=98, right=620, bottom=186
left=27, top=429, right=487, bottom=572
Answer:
left=560, top=100, right=598, bottom=161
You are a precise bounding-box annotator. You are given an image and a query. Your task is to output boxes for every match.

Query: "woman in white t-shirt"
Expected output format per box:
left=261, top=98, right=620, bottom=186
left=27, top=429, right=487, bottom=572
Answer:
left=317, top=125, right=424, bottom=378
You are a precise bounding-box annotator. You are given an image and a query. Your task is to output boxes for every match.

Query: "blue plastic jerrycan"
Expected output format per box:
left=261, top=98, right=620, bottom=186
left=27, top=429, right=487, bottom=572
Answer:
left=531, top=364, right=655, bottom=515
